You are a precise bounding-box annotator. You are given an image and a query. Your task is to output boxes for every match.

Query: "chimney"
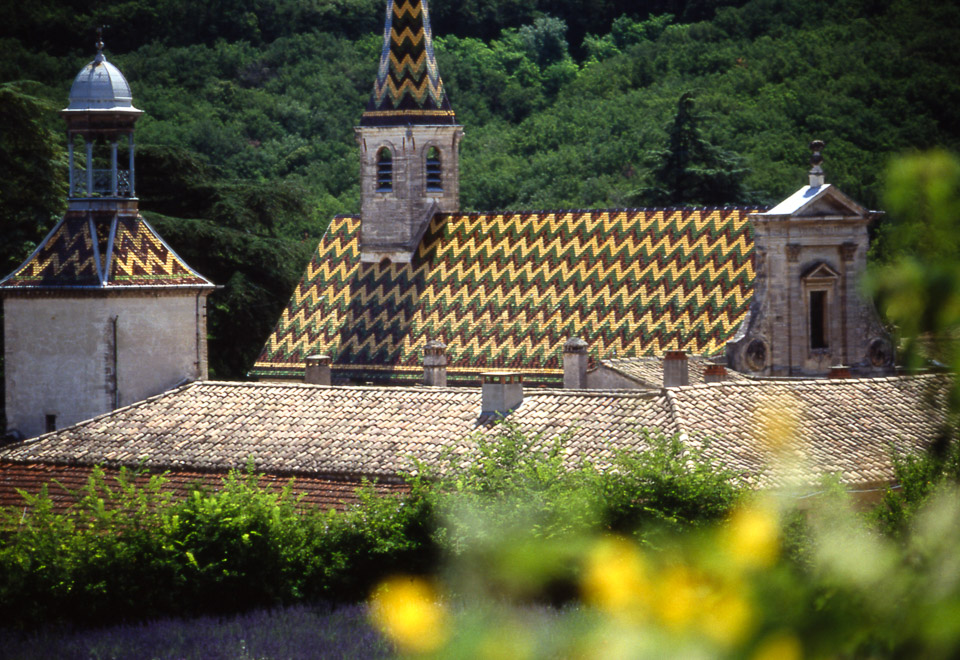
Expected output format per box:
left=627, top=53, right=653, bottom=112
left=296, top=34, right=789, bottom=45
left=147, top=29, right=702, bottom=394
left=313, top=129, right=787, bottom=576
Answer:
left=828, top=365, right=851, bottom=379
left=423, top=339, right=447, bottom=387
left=704, top=363, right=727, bottom=383
left=481, top=372, right=523, bottom=414
left=563, top=336, right=588, bottom=389
left=304, top=354, right=332, bottom=385
left=663, top=350, right=689, bottom=388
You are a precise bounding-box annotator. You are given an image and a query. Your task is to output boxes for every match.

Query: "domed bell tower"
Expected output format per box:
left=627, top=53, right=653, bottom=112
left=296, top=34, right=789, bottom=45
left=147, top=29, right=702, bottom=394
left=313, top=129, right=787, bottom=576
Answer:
left=1, top=32, right=214, bottom=439
left=63, top=29, right=142, bottom=216
left=355, top=0, right=463, bottom=263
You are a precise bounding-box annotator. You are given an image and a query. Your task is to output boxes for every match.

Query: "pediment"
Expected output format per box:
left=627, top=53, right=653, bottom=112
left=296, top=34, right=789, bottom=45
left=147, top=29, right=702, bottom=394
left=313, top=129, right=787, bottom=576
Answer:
left=794, top=187, right=866, bottom=217
left=801, top=261, right=841, bottom=280
left=762, top=184, right=869, bottom=219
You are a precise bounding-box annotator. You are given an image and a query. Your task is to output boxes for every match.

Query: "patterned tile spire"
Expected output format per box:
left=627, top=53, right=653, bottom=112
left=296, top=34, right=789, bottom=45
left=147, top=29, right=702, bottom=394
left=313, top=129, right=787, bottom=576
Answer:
left=360, top=0, right=456, bottom=126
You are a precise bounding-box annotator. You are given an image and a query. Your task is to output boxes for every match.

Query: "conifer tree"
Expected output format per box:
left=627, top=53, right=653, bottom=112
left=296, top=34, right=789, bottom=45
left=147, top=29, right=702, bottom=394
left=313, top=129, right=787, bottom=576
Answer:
left=641, top=92, right=748, bottom=206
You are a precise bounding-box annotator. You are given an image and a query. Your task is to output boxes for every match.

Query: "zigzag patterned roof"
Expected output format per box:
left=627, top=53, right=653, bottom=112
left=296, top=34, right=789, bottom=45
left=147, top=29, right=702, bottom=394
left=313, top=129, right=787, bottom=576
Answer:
left=253, top=209, right=757, bottom=385
left=0, top=212, right=213, bottom=289
left=360, top=0, right=455, bottom=126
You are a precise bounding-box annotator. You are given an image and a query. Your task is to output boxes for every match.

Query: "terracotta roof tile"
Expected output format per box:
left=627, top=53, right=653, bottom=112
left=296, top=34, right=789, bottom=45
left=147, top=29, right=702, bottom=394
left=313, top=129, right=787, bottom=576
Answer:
left=1, top=376, right=947, bottom=496
left=600, top=355, right=748, bottom=387
left=0, top=462, right=405, bottom=515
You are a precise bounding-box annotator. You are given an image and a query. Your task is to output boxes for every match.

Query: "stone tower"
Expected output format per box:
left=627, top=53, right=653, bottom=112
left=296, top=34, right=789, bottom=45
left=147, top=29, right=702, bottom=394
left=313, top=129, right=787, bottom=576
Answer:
left=1, top=34, right=215, bottom=439
left=727, top=141, right=894, bottom=377
left=355, top=0, right=464, bottom=263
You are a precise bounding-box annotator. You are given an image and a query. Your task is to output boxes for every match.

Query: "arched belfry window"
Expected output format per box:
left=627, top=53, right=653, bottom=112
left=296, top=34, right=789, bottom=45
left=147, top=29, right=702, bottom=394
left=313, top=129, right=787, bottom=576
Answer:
left=377, top=148, right=393, bottom=192
left=426, top=147, right=442, bottom=191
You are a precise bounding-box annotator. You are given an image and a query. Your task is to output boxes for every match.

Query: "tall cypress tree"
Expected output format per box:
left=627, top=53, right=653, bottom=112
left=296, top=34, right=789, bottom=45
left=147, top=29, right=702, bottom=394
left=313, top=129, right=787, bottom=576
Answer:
left=642, top=92, right=748, bottom=206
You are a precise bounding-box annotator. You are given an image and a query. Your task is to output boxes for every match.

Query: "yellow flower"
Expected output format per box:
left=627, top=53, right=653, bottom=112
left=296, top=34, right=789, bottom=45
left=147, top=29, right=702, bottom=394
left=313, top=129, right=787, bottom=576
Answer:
left=751, top=631, right=803, bottom=660
left=723, top=500, right=780, bottom=569
left=370, top=575, right=449, bottom=654
left=699, top=581, right=754, bottom=646
left=581, top=535, right=650, bottom=619
left=656, top=563, right=702, bottom=631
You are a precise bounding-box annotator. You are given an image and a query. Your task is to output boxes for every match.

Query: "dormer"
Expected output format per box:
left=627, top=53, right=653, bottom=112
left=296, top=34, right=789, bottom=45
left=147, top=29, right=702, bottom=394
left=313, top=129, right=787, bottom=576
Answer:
left=727, top=141, right=894, bottom=377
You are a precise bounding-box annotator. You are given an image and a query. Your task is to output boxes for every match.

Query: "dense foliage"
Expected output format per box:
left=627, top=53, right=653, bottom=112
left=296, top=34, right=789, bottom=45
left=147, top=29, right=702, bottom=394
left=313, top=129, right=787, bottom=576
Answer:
left=2, top=426, right=960, bottom=657
left=1, top=0, right=958, bottom=380
left=0, top=428, right=744, bottom=630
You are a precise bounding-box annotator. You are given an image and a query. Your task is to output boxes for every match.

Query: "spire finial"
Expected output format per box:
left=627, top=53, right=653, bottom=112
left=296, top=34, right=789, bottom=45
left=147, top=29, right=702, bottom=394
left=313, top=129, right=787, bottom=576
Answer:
left=94, top=26, right=106, bottom=63
left=809, top=139, right=825, bottom=187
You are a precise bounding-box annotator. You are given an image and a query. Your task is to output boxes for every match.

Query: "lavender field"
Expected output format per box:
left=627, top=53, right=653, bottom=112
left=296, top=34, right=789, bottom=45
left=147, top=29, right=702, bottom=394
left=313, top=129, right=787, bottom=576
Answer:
left=0, top=603, right=391, bottom=660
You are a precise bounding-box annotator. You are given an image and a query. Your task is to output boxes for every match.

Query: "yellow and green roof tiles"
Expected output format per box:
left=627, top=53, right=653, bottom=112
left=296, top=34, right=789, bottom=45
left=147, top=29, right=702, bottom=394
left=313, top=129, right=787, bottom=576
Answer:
left=361, top=0, right=455, bottom=126
left=0, top=213, right=213, bottom=289
left=253, top=208, right=757, bottom=385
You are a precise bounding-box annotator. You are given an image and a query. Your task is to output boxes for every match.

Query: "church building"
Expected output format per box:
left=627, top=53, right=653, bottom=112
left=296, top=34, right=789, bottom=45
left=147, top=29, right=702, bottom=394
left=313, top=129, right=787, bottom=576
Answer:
left=0, top=4, right=927, bottom=511
left=252, top=0, right=892, bottom=388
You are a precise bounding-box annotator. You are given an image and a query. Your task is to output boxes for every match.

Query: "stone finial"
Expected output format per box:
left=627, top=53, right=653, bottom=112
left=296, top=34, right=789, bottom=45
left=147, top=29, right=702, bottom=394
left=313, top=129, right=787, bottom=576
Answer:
left=423, top=339, right=447, bottom=387
left=663, top=350, right=690, bottom=388
left=809, top=139, right=825, bottom=187
left=481, top=372, right=523, bottom=414
left=563, top=336, right=589, bottom=389
left=304, top=354, right=332, bottom=385
left=95, top=26, right=106, bottom=63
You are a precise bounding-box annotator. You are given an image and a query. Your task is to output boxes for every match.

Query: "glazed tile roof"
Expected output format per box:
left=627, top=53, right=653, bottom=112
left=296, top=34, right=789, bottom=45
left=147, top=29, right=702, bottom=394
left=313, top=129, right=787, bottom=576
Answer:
left=0, top=212, right=213, bottom=289
left=361, top=0, right=455, bottom=126
left=599, top=355, right=749, bottom=387
left=0, top=375, right=949, bottom=492
left=253, top=209, right=758, bottom=385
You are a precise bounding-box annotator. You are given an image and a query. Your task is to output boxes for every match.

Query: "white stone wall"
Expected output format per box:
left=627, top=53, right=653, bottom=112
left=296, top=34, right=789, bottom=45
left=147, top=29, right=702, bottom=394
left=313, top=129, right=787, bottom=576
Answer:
left=4, top=292, right=208, bottom=438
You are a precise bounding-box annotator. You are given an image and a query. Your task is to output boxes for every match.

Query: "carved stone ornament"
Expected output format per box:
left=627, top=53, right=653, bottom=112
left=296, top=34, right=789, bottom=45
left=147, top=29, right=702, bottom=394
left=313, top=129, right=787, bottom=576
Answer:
left=786, top=244, right=802, bottom=262
left=743, top=338, right=767, bottom=372
left=841, top=242, right=857, bottom=262
left=868, top=337, right=894, bottom=367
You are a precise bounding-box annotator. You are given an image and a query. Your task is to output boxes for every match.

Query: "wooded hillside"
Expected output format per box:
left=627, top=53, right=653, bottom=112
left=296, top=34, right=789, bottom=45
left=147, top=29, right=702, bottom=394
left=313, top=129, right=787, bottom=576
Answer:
left=2, top=0, right=958, bottom=379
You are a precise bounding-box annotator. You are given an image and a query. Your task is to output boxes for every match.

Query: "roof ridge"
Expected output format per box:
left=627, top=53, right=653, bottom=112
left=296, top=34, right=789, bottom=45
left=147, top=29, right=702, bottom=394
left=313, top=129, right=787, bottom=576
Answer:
left=0, top=379, right=201, bottom=453
left=437, top=206, right=768, bottom=219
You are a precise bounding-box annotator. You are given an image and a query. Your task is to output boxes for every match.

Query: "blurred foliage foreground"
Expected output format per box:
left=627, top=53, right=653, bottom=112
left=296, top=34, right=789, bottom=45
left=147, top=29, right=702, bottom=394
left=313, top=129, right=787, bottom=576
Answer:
left=2, top=421, right=960, bottom=659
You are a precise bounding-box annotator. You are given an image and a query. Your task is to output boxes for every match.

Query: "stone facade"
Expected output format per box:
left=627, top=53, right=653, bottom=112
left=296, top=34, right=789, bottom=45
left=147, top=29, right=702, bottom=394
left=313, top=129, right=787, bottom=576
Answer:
left=727, top=184, right=894, bottom=377
left=4, top=292, right=208, bottom=438
left=355, top=124, right=463, bottom=262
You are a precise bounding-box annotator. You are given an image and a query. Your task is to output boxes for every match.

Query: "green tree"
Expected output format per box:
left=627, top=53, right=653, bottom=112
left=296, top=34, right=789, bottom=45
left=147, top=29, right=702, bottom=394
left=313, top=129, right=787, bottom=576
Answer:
left=0, top=82, right=66, bottom=277
left=640, top=92, right=749, bottom=206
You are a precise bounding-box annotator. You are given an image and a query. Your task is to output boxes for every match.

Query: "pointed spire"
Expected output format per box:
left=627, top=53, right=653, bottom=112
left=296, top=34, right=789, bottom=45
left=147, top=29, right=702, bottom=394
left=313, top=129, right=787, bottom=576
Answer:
left=360, top=0, right=456, bottom=126
left=809, top=139, right=825, bottom=187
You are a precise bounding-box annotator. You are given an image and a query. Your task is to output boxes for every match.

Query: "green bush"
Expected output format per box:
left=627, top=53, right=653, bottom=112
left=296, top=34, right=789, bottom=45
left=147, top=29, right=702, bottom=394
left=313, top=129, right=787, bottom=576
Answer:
left=0, top=425, right=745, bottom=629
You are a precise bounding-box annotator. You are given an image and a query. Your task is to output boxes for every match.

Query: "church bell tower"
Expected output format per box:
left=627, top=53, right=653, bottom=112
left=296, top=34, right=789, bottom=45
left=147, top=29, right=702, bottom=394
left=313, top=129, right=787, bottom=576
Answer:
left=355, top=0, right=463, bottom=263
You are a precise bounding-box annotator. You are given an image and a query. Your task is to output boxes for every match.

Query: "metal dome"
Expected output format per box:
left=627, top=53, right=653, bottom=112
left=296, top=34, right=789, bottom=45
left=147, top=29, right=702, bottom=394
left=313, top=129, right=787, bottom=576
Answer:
left=66, top=51, right=138, bottom=112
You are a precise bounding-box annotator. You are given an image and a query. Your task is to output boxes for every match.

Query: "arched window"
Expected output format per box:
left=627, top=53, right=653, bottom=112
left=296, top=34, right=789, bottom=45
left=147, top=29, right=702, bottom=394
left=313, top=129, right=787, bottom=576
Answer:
left=426, top=147, right=442, bottom=191
left=377, top=148, right=393, bottom=191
